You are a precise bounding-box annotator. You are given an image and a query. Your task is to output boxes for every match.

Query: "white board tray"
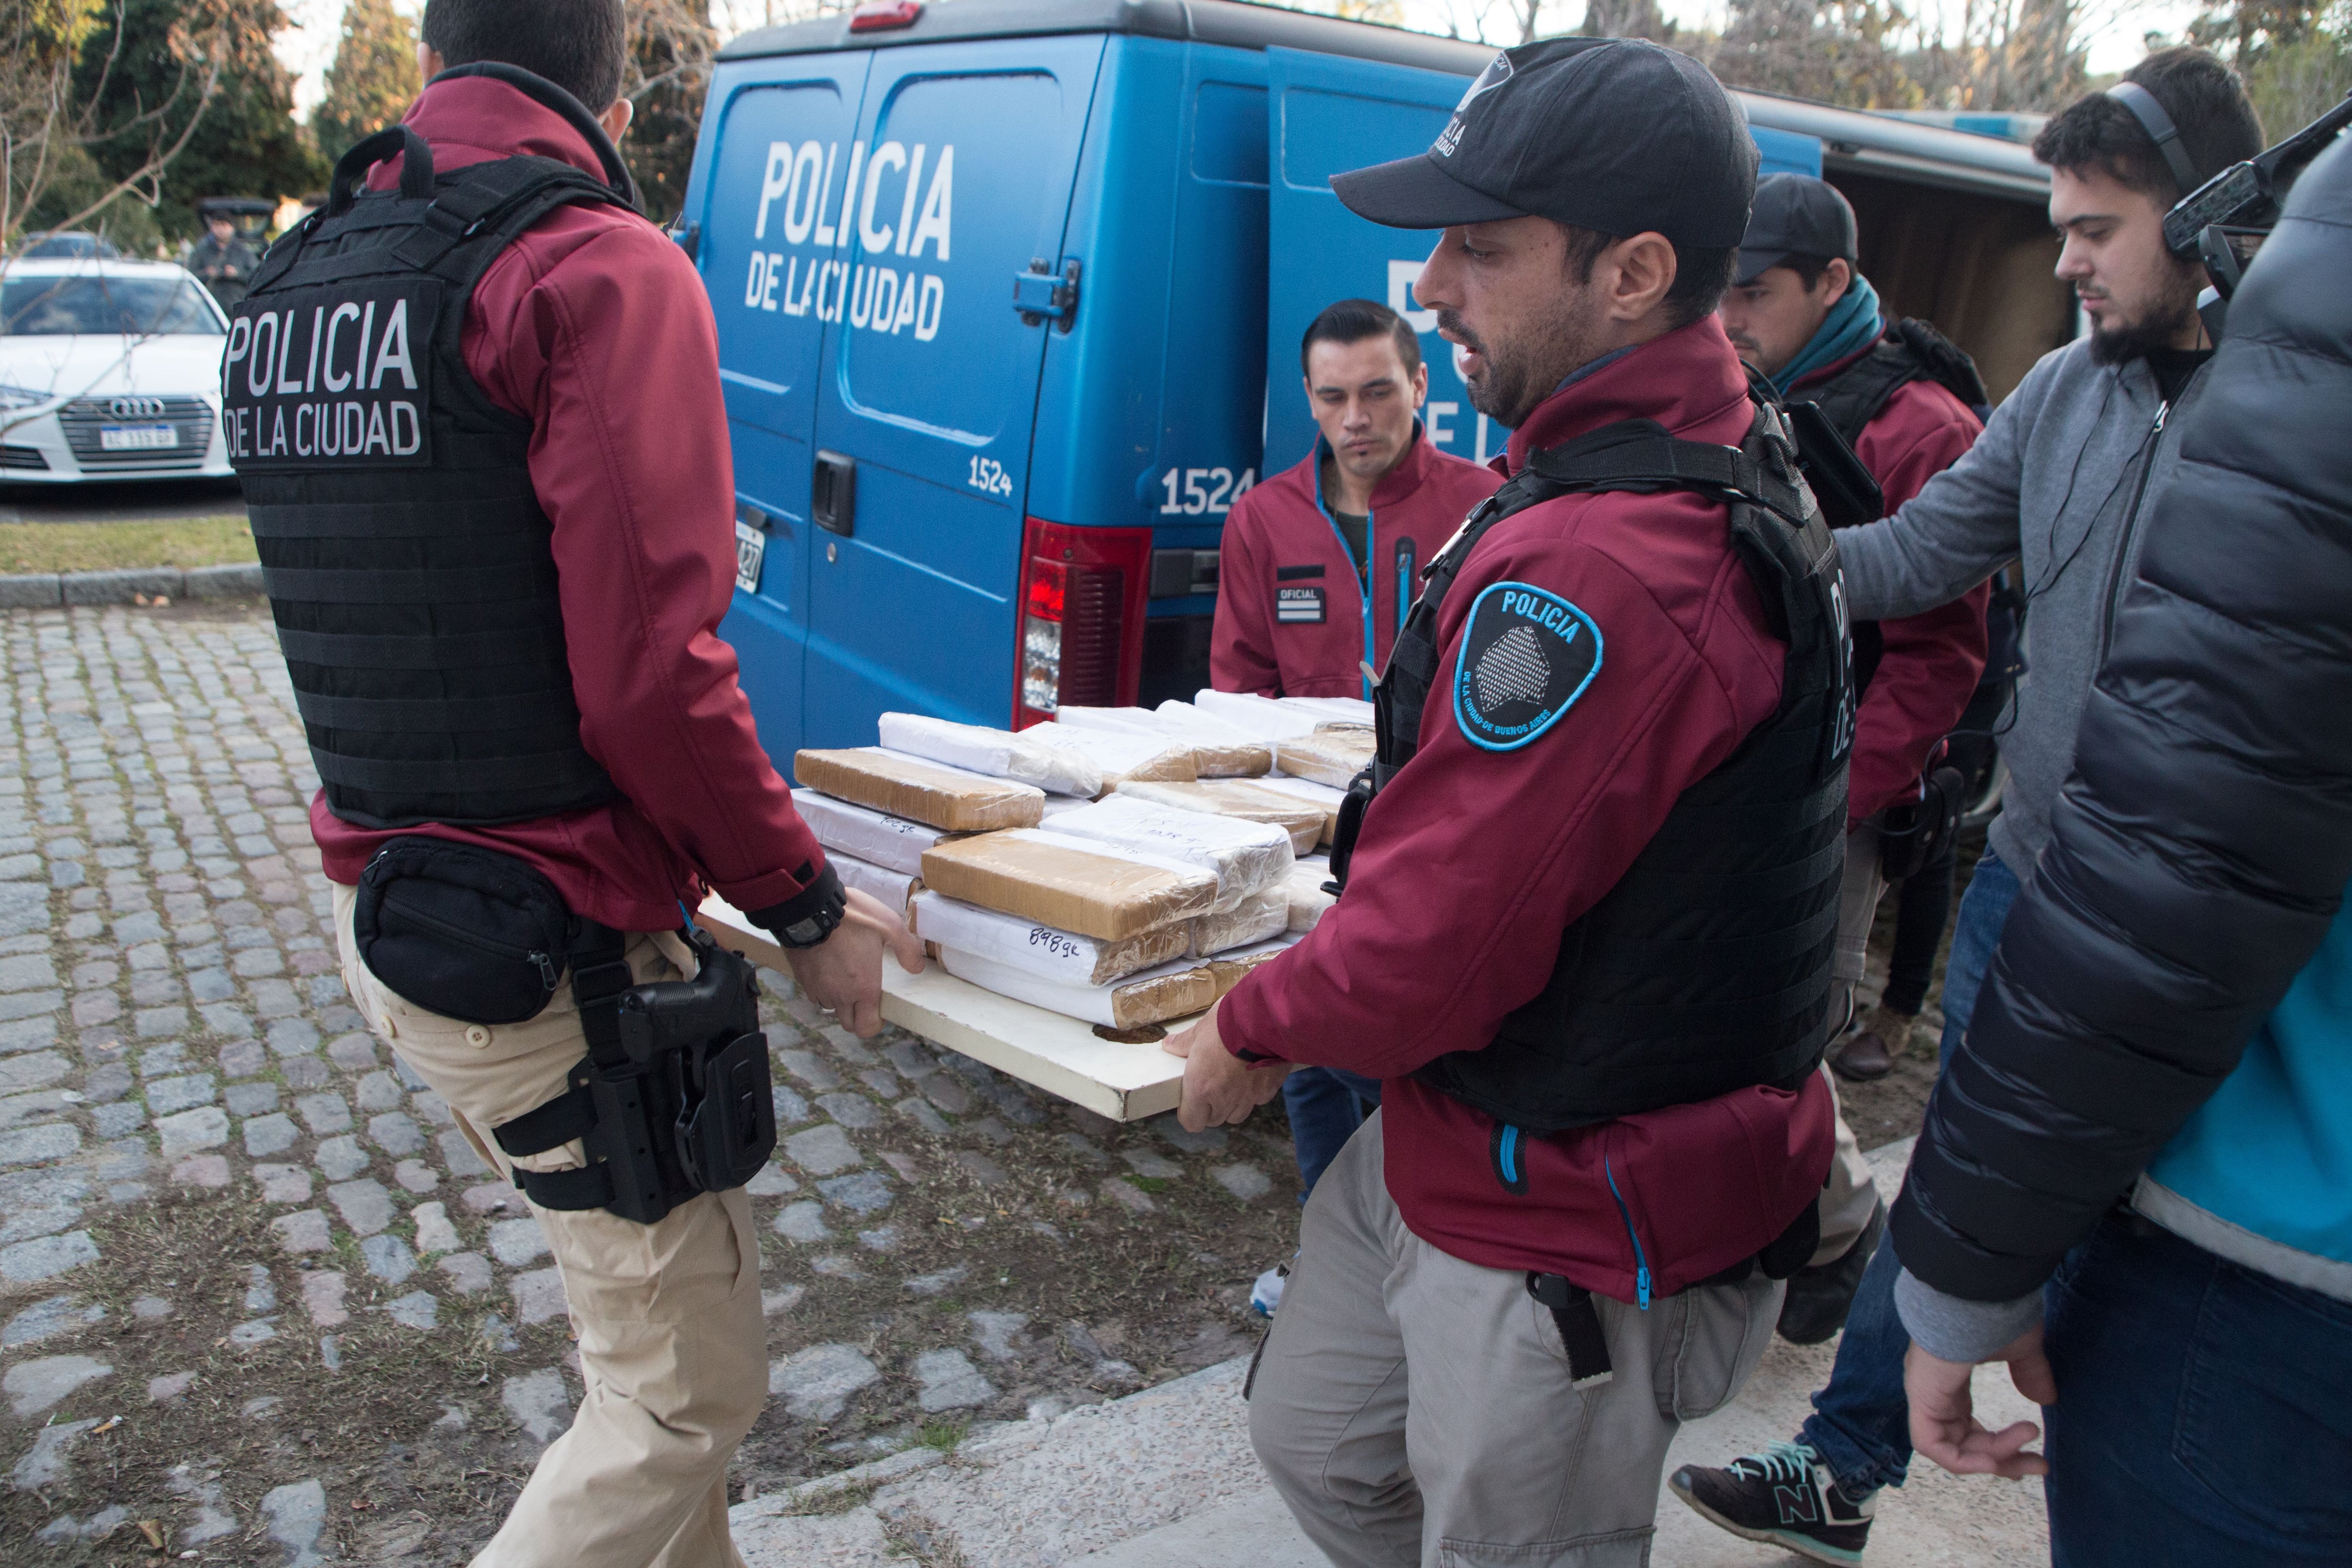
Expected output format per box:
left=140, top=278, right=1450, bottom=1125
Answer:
left=697, top=894, right=1187, bottom=1122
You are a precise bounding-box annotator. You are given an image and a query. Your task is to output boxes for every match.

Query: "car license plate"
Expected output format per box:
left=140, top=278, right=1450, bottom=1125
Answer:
left=99, top=424, right=177, bottom=452
left=734, top=519, right=767, bottom=593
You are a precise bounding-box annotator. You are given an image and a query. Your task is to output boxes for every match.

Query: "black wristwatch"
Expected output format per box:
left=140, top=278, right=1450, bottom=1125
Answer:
left=749, top=864, right=848, bottom=950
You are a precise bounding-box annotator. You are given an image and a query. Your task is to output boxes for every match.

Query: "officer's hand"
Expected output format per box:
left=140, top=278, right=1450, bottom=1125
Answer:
left=784, top=888, right=923, bottom=1038
left=1164, top=1002, right=1291, bottom=1131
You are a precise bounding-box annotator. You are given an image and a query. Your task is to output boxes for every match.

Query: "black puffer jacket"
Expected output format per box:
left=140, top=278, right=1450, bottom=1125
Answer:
left=1890, top=133, right=2352, bottom=1302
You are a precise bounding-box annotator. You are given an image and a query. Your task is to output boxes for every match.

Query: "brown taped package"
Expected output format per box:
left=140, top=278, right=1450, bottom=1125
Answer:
left=1283, top=858, right=1335, bottom=932
left=1189, top=888, right=1290, bottom=957
left=1108, top=963, right=1225, bottom=1027
left=1185, top=740, right=1271, bottom=778
left=1110, top=780, right=1324, bottom=856
left=1273, top=730, right=1376, bottom=788
left=919, top=829, right=1217, bottom=940
left=1106, top=937, right=1288, bottom=1026
left=1208, top=937, right=1298, bottom=994
left=794, top=748, right=1045, bottom=832
left=1035, top=725, right=1200, bottom=793
left=1151, top=702, right=1276, bottom=777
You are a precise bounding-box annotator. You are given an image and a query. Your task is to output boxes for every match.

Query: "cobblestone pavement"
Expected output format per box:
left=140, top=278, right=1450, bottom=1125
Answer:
left=0, top=602, right=1301, bottom=1565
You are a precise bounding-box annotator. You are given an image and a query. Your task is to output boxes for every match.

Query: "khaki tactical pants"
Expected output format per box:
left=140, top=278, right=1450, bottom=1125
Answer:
left=1249, top=1112, right=1782, bottom=1567
left=334, top=884, right=765, bottom=1568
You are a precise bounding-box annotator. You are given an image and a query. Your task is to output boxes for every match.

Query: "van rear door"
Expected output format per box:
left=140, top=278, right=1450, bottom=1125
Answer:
left=697, top=53, right=871, bottom=762
left=801, top=37, right=1108, bottom=745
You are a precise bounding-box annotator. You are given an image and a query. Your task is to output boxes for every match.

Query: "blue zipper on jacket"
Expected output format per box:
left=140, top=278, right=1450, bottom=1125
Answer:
left=1603, top=1154, right=1653, bottom=1309
left=1311, top=445, right=1375, bottom=701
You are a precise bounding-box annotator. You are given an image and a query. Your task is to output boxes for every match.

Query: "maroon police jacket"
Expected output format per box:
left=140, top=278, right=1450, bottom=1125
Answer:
left=1220, top=318, right=1835, bottom=1301
left=1211, top=428, right=1501, bottom=699
left=309, top=76, right=829, bottom=933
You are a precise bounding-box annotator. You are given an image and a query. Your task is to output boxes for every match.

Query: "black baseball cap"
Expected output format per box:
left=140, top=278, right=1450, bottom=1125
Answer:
left=1733, top=173, right=1859, bottom=285
left=1329, top=38, right=1757, bottom=248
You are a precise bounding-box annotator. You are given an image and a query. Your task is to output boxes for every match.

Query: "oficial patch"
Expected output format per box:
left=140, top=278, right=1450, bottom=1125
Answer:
left=1276, top=585, right=1327, bottom=624
left=1452, top=582, right=1602, bottom=750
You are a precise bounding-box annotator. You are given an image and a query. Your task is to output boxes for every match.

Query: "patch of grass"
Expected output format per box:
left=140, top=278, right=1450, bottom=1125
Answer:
left=0, top=515, right=254, bottom=574
left=788, top=1476, right=880, bottom=1517
left=915, top=1416, right=969, bottom=1453
left=1, top=1186, right=571, bottom=1568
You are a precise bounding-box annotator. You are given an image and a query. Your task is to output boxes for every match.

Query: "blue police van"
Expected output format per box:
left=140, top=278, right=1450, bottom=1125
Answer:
left=674, top=0, right=2069, bottom=760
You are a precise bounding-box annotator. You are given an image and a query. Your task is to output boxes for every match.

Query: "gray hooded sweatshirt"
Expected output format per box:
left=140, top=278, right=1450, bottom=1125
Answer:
left=1836, top=336, right=2208, bottom=882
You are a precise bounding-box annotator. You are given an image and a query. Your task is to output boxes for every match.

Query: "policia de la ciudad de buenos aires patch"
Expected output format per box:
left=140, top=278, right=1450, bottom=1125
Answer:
left=1453, top=581, right=1602, bottom=750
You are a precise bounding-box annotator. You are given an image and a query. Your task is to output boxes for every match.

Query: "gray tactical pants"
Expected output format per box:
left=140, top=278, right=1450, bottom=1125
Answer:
left=1248, top=1112, right=1781, bottom=1567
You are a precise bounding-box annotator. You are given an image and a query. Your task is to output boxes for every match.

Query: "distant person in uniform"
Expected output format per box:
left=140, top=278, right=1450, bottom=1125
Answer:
left=1212, top=299, right=1498, bottom=1312
left=188, top=213, right=260, bottom=308
left=1212, top=298, right=1500, bottom=701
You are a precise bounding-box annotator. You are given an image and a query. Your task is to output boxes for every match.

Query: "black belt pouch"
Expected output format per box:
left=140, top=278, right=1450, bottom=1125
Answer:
left=354, top=837, right=573, bottom=1025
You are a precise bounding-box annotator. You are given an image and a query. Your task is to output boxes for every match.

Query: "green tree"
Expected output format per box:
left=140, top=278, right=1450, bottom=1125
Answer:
left=2242, top=31, right=2352, bottom=133
left=312, top=0, right=421, bottom=167
left=1707, top=0, right=1924, bottom=110
left=1581, top=0, right=1676, bottom=41
left=2186, top=0, right=2352, bottom=137
left=74, top=0, right=326, bottom=242
left=626, top=0, right=719, bottom=226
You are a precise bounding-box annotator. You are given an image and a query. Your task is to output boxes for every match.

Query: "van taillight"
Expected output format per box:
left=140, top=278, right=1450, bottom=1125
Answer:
left=849, top=0, right=922, bottom=31
left=1014, top=517, right=1151, bottom=729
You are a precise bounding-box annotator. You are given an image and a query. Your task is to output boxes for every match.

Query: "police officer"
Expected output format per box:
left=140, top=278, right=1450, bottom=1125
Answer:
left=1166, top=40, right=1846, bottom=1560
left=1717, top=173, right=1990, bottom=1346
left=188, top=209, right=261, bottom=308
left=1213, top=298, right=1500, bottom=702
left=224, top=4, right=921, bottom=1565
left=1722, top=174, right=1989, bottom=1083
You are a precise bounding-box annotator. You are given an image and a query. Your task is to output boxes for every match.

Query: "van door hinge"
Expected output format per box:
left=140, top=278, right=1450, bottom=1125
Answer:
left=1013, top=257, right=1081, bottom=332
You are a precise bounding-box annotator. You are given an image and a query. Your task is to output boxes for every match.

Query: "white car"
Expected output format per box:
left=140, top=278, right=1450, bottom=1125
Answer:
left=0, top=257, right=234, bottom=482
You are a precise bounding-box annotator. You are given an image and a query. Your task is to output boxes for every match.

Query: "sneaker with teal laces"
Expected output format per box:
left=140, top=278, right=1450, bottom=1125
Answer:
left=1669, top=1440, right=1876, bottom=1565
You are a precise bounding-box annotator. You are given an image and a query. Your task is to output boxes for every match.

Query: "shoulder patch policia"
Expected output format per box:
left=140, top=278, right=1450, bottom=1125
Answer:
left=1453, top=581, right=1602, bottom=751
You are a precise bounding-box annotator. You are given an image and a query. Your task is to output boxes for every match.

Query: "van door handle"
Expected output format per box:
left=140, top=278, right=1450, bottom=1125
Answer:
left=812, top=451, right=855, bottom=537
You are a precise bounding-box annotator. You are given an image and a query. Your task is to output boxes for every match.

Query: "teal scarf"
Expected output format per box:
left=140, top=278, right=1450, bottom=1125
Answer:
left=1772, top=272, right=1882, bottom=395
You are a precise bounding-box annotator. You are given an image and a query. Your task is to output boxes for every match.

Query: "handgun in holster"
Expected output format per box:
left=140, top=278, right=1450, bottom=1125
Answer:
left=493, top=925, right=777, bottom=1225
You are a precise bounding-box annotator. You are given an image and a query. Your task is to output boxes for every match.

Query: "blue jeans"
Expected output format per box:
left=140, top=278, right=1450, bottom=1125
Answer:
left=1282, top=1067, right=1382, bottom=1201
left=1934, top=847, right=2019, bottom=1064
left=1797, top=849, right=2021, bottom=1495
left=2044, top=1217, right=2352, bottom=1564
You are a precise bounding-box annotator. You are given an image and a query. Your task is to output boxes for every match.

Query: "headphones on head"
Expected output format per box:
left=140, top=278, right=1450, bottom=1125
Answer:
left=2106, top=82, right=2203, bottom=197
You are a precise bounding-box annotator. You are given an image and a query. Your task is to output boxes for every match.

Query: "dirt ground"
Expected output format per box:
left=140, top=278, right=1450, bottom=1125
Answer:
left=3, top=1016, right=1310, bottom=1566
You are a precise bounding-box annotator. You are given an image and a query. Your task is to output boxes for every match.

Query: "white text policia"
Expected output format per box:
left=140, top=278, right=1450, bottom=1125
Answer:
left=223, top=298, right=425, bottom=461
left=744, top=139, right=953, bottom=339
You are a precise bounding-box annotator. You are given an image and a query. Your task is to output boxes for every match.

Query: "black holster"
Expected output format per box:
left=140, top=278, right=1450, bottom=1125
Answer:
left=492, top=924, right=775, bottom=1225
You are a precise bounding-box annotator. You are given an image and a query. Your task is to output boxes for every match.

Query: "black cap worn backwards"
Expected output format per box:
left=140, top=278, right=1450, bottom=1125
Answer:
left=1734, top=173, right=1859, bottom=285
left=1330, top=38, right=1757, bottom=248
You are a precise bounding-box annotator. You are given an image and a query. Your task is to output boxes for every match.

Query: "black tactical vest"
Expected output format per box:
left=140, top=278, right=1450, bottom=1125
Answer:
left=225, top=85, right=639, bottom=830
left=1361, top=400, right=1854, bottom=1133
left=1801, top=318, right=1989, bottom=450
